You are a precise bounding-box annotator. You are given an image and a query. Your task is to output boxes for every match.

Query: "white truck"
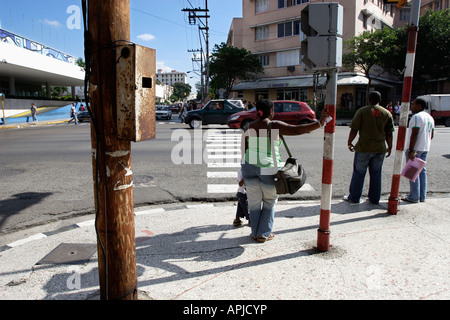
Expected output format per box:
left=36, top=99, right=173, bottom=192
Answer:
left=416, top=94, right=450, bottom=127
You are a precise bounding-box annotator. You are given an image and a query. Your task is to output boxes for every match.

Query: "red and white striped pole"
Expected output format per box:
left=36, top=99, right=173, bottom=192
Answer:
left=388, top=0, right=421, bottom=215
left=317, top=68, right=337, bottom=252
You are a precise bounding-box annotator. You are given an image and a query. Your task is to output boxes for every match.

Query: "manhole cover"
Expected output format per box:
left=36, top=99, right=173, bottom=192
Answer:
left=0, top=169, right=25, bottom=178
left=36, top=243, right=97, bottom=265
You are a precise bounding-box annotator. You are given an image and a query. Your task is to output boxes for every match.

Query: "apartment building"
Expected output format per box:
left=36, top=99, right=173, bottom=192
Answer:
left=228, top=0, right=398, bottom=109
left=156, top=69, right=187, bottom=86
left=420, top=0, right=450, bottom=13
left=394, top=0, right=450, bottom=26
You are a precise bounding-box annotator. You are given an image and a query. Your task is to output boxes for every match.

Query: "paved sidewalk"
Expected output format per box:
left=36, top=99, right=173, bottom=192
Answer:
left=0, top=195, right=449, bottom=301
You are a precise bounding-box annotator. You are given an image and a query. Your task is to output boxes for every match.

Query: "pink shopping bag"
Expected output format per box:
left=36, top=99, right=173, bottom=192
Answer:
left=401, top=157, right=427, bottom=182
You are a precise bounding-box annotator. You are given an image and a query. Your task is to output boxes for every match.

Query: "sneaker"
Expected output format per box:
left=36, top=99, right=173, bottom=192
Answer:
left=343, top=195, right=360, bottom=204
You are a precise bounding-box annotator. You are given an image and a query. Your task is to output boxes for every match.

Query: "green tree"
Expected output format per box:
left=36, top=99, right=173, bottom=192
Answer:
left=75, top=57, right=86, bottom=68
left=172, top=82, right=192, bottom=101
left=340, top=9, right=450, bottom=97
left=413, top=9, right=450, bottom=87
left=209, top=43, right=263, bottom=98
left=343, top=28, right=401, bottom=96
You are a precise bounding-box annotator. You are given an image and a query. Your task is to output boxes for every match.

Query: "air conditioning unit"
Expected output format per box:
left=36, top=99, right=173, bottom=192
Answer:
left=287, top=65, right=295, bottom=72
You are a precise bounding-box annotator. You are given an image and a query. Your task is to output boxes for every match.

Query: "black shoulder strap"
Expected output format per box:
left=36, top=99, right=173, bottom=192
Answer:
left=268, top=121, right=292, bottom=158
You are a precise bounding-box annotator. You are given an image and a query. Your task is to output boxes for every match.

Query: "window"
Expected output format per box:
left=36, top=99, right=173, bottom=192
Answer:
left=399, top=9, right=410, bottom=21
left=276, top=49, right=300, bottom=67
left=258, top=54, right=270, bottom=66
left=255, top=0, right=269, bottom=13
left=435, top=0, right=442, bottom=11
left=276, top=90, right=308, bottom=102
left=279, top=0, right=308, bottom=9
left=255, top=25, right=269, bottom=40
left=294, top=20, right=300, bottom=35
left=278, top=20, right=301, bottom=38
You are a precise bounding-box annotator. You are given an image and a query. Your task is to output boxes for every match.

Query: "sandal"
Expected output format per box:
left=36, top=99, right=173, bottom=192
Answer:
left=255, top=233, right=275, bottom=243
left=233, top=218, right=243, bottom=227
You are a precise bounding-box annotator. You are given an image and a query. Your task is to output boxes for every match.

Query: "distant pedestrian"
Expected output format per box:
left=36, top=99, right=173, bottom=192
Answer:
left=30, top=103, right=37, bottom=122
left=344, top=91, right=394, bottom=204
left=233, top=169, right=249, bottom=227
left=68, top=103, right=78, bottom=125
left=393, top=101, right=400, bottom=125
left=402, top=98, right=435, bottom=203
left=387, top=101, right=393, bottom=115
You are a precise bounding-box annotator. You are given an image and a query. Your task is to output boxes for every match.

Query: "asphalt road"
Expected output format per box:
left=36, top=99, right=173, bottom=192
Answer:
left=1, top=118, right=449, bottom=235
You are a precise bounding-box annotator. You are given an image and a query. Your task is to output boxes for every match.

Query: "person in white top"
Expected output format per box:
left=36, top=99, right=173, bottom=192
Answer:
left=403, top=98, right=435, bottom=203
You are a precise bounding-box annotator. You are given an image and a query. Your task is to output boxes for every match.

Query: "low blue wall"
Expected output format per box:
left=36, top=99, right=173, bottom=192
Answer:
left=1, top=103, right=82, bottom=124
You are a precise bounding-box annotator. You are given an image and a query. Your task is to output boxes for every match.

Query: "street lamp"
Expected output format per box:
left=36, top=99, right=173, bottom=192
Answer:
left=187, top=70, right=204, bottom=102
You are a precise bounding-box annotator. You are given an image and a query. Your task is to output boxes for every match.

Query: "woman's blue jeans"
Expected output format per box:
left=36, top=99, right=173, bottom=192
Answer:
left=404, top=150, right=428, bottom=202
left=348, top=152, right=385, bottom=204
left=241, top=162, right=278, bottom=239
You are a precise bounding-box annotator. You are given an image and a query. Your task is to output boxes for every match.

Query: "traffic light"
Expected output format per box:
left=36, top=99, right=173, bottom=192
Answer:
left=301, top=3, right=343, bottom=72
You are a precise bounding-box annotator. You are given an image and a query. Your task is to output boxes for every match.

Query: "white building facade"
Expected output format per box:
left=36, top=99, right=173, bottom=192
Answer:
left=156, top=69, right=187, bottom=86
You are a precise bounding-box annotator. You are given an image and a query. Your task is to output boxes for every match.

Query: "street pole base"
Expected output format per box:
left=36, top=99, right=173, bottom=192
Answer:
left=317, top=229, right=330, bottom=252
left=387, top=196, right=399, bottom=215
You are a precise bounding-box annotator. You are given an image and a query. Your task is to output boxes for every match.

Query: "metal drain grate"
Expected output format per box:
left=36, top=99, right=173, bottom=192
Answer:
left=36, top=243, right=97, bottom=265
left=0, top=169, right=25, bottom=178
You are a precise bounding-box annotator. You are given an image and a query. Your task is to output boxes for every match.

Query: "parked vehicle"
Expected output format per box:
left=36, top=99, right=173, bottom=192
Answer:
left=77, top=111, right=91, bottom=122
left=416, top=94, right=450, bottom=127
left=227, top=100, right=316, bottom=129
left=183, top=99, right=244, bottom=128
left=169, top=103, right=182, bottom=113
left=155, top=105, right=172, bottom=120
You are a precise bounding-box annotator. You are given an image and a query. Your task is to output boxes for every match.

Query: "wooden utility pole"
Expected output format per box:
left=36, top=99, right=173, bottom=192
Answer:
left=87, top=0, right=137, bottom=300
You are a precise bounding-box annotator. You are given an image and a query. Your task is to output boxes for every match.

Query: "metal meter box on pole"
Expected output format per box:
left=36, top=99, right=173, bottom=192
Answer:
left=116, top=44, right=156, bottom=142
left=301, top=3, right=343, bottom=72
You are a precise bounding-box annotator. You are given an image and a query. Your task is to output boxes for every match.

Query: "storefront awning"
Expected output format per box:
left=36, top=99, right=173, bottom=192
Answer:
left=232, top=74, right=394, bottom=91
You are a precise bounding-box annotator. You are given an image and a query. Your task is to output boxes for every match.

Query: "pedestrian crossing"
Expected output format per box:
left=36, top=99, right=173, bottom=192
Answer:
left=205, top=128, right=315, bottom=194
left=205, top=129, right=242, bottom=194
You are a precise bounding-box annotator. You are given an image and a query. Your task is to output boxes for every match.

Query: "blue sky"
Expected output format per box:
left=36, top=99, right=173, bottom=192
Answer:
left=0, top=0, right=242, bottom=89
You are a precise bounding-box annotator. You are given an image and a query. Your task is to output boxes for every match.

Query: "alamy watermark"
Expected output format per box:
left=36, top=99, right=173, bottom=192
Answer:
left=66, top=5, right=81, bottom=30
left=66, top=268, right=81, bottom=290
left=171, top=128, right=279, bottom=174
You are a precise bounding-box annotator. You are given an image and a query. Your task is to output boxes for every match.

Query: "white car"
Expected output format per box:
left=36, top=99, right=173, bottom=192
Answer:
left=155, top=105, right=172, bottom=120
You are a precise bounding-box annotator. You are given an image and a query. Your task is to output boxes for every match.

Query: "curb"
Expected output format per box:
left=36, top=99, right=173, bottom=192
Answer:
left=0, top=202, right=238, bottom=253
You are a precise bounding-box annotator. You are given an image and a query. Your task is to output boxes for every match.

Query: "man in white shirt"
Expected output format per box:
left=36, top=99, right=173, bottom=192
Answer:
left=402, top=98, right=435, bottom=203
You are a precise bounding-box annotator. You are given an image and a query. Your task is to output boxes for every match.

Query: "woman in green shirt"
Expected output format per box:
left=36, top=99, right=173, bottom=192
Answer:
left=241, top=99, right=327, bottom=243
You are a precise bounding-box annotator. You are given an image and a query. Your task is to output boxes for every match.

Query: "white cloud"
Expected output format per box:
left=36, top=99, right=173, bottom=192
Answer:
left=156, top=61, right=173, bottom=73
left=137, top=33, right=156, bottom=41
left=43, top=19, right=62, bottom=27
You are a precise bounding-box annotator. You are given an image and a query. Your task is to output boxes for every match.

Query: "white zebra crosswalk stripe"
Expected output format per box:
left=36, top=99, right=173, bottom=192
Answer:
left=207, top=171, right=237, bottom=178
left=207, top=163, right=241, bottom=168
left=207, top=184, right=237, bottom=194
left=206, top=129, right=240, bottom=194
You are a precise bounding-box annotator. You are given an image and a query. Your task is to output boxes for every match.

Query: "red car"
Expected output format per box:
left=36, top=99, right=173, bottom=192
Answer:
left=227, top=100, right=316, bottom=129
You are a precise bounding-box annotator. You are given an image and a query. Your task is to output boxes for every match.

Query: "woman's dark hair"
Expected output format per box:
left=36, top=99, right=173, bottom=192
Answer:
left=255, top=99, right=273, bottom=119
